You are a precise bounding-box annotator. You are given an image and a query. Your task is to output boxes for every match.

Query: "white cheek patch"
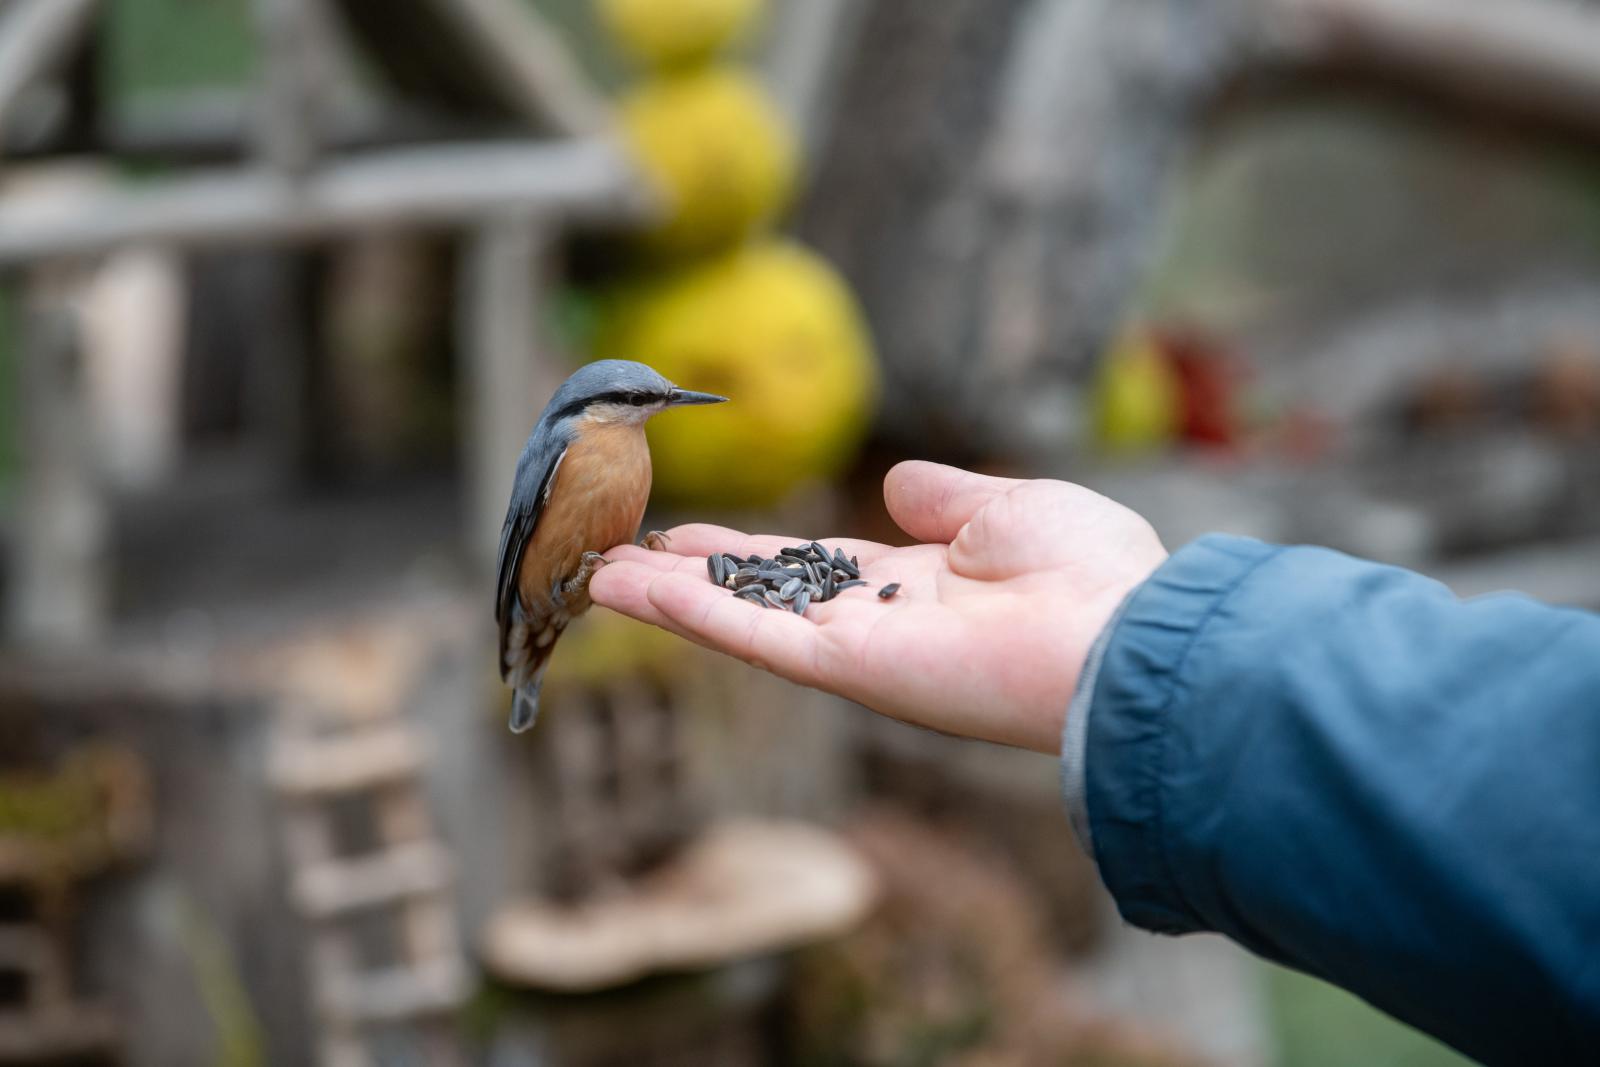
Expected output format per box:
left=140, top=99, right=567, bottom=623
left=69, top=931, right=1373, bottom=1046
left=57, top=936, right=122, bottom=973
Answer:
left=584, top=403, right=655, bottom=426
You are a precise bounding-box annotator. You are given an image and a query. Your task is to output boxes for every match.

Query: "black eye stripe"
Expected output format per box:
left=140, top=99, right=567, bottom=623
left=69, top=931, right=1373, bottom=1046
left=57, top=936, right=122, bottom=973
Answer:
left=555, top=388, right=660, bottom=422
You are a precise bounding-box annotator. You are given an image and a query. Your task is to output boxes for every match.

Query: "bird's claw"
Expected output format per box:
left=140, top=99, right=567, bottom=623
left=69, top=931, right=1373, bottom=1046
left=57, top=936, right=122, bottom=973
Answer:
left=640, top=530, right=671, bottom=551
left=558, top=551, right=609, bottom=602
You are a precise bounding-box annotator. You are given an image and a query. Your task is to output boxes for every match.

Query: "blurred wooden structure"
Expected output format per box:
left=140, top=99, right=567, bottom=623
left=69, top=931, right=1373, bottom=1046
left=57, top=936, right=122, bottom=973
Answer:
left=484, top=820, right=876, bottom=993
left=0, top=747, right=150, bottom=1064
left=481, top=630, right=874, bottom=995
left=534, top=674, right=698, bottom=901
left=0, top=0, right=650, bottom=647
left=270, top=712, right=469, bottom=1067
left=802, top=0, right=1600, bottom=461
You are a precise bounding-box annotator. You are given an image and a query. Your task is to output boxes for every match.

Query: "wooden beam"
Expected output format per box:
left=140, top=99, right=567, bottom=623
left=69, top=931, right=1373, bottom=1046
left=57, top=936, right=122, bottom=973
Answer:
left=0, top=0, right=99, bottom=148
left=451, top=0, right=611, bottom=137
left=252, top=0, right=338, bottom=176
left=6, top=268, right=110, bottom=646
left=1256, top=0, right=1600, bottom=133
left=0, top=139, right=648, bottom=265
left=25, top=91, right=517, bottom=163
left=327, top=0, right=610, bottom=137
left=761, top=0, right=868, bottom=166
left=457, top=215, right=571, bottom=570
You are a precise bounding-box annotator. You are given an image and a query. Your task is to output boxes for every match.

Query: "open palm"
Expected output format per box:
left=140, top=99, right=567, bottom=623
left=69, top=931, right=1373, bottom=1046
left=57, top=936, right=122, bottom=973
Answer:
left=589, top=461, right=1167, bottom=753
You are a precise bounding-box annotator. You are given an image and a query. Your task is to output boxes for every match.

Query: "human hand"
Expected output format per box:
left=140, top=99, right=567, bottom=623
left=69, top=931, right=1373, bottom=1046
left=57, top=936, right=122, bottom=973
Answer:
left=589, top=461, right=1168, bottom=753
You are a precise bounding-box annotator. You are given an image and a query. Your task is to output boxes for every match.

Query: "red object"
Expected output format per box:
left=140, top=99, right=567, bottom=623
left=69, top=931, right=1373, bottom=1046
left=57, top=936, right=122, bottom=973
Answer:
left=1156, top=327, right=1241, bottom=448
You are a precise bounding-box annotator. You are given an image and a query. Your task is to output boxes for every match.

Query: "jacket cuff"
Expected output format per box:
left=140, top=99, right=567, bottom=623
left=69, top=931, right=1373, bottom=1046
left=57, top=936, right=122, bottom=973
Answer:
left=1084, top=534, right=1282, bottom=934
left=1060, top=591, right=1131, bottom=858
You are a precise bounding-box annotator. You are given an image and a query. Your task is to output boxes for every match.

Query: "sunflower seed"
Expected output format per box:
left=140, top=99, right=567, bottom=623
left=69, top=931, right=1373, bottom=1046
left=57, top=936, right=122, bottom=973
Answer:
left=763, top=590, right=786, bottom=609
left=835, top=579, right=867, bottom=592
left=709, top=554, right=725, bottom=584
left=735, top=586, right=766, bottom=601
left=779, top=577, right=802, bottom=600
left=878, top=582, right=901, bottom=599
left=793, top=589, right=811, bottom=614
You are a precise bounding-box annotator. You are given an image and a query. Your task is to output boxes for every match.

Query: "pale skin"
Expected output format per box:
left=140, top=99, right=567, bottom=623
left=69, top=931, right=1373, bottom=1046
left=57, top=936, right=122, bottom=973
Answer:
left=589, top=460, right=1169, bottom=754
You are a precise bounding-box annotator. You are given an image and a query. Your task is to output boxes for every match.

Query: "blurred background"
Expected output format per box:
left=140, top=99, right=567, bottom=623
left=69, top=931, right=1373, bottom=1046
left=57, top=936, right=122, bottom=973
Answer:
left=0, top=0, right=1596, bottom=1063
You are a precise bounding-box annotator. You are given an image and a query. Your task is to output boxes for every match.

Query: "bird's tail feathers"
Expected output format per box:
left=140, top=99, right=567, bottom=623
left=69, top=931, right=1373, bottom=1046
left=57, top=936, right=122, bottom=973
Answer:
left=508, top=669, right=547, bottom=734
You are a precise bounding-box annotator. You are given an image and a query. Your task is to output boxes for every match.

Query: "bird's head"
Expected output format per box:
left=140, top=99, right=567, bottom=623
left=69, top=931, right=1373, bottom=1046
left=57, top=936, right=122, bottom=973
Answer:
left=551, top=360, right=727, bottom=427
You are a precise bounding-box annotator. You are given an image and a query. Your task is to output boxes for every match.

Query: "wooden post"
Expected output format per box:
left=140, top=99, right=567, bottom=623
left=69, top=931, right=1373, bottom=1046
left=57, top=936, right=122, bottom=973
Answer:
left=252, top=0, right=339, bottom=178
left=6, top=269, right=108, bottom=646
left=457, top=214, right=568, bottom=571
left=761, top=0, right=867, bottom=167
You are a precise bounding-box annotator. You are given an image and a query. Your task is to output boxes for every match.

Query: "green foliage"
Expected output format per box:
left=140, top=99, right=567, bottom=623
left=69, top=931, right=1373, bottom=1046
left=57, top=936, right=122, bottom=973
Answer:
left=0, top=765, right=101, bottom=840
left=108, top=0, right=258, bottom=99
left=1269, top=965, right=1471, bottom=1067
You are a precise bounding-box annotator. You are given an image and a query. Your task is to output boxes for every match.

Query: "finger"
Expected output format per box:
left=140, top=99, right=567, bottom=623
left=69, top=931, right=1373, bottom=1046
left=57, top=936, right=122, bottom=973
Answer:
left=589, top=562, right=760, bottom=659
left=596, top=559, right=849, bottom=679
left=602, top=543, right=701, bottom=574
left=643, top=571, right=824, bottom=685
left=641, top=523, right=894, bottom=567
left=883, top=461, right=1024, bottom=545
left=589, top=559, right=677, bottom=622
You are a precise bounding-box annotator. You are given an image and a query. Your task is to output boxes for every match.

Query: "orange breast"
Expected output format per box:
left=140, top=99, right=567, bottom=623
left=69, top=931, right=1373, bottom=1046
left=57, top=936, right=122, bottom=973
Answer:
left=517, top=419, right=652, bottom=617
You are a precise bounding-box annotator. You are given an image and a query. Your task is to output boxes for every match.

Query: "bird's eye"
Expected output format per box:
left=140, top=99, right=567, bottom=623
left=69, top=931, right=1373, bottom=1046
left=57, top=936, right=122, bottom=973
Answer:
left=628, top=393, right=650, bottom=406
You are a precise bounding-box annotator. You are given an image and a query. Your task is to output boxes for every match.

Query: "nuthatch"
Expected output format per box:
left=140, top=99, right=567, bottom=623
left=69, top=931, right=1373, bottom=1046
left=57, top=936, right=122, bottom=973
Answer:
left=494, top=360, right=726, bottom=732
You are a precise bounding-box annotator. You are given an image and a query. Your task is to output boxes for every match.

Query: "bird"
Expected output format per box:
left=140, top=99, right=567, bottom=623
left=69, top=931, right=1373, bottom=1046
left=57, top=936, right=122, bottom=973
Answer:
left=494, top=360, right=727, bottom=733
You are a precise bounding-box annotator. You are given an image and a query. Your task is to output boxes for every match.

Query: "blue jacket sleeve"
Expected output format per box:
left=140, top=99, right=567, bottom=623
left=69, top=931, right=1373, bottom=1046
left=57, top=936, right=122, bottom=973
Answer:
left=1079, top=534, right=1600, bottom=1066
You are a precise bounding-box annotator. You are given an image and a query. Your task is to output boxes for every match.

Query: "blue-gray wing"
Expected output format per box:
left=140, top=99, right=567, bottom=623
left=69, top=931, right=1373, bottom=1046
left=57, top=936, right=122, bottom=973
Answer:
left=494, top=433, right=569, bottom=670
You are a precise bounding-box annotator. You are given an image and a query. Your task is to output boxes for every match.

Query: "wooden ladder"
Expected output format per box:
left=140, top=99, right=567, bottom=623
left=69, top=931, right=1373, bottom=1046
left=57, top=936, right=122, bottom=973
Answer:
left=269, top=714, right=469, bottom=1067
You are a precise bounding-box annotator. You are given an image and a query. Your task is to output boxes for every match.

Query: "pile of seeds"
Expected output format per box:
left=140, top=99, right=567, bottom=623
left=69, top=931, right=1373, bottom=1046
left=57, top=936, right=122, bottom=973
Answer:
left=705, top=541, right=896, bottom=615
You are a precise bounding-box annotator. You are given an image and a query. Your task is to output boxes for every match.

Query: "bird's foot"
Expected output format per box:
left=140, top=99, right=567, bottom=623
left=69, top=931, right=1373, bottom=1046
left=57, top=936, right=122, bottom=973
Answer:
left=639, top=530, right=671, bottom=551
left=560, top=551, right=609, bottom=601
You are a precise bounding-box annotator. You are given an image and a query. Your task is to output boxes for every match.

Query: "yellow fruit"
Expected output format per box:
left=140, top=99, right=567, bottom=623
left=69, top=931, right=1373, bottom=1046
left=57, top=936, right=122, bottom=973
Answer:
left=594, top=240, right=878, bottom=508
left=598, top=0, right=761, bottom=70
left=1093, top=330, right=1181, bottom=452
left=619, top=66, right=797, bottom=256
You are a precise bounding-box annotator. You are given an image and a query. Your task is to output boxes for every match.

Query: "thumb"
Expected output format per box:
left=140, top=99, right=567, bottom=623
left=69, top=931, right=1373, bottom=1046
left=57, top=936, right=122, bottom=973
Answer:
left=883, top=461, right=1023, bottom=545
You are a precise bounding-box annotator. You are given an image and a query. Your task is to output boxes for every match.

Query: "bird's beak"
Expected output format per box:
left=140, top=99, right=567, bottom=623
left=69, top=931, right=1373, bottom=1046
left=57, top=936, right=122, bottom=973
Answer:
left=666, top=388, right=728, bottom=407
